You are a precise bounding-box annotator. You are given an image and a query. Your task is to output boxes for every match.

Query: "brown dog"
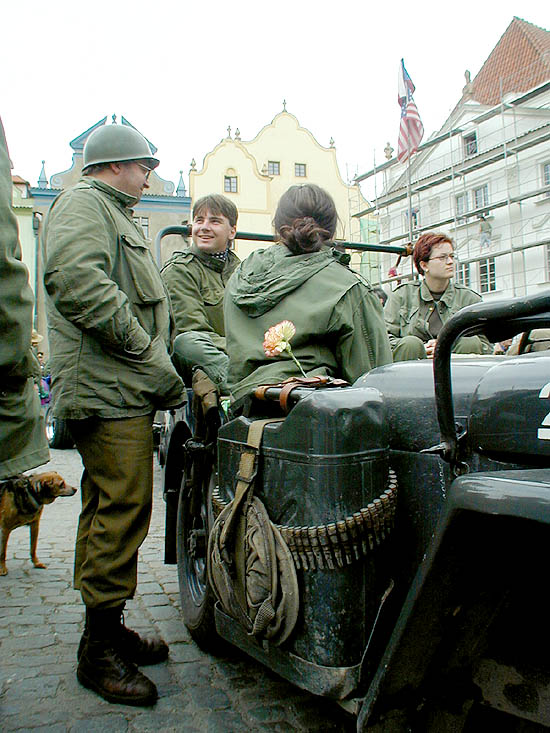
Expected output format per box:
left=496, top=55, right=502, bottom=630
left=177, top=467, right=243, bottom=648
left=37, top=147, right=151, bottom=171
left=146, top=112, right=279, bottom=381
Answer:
left=0, top=471, right=76, bottom=576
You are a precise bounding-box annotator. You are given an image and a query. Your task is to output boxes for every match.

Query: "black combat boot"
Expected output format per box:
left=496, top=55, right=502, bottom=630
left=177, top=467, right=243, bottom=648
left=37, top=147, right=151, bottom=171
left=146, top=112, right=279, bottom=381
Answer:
left=77, top=606, right=158, bottom=706
left=78, top=605, right=169, bottom=666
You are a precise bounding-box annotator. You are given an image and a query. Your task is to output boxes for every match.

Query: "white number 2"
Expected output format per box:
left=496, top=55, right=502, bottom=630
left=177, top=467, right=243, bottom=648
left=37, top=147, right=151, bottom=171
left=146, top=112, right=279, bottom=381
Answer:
left=539, top=382, right=550, bottom=441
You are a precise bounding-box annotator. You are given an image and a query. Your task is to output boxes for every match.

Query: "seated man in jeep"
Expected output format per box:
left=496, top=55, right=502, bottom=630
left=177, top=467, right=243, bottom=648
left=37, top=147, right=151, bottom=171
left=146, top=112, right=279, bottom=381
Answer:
left=161, top=194, right=240, bottom=394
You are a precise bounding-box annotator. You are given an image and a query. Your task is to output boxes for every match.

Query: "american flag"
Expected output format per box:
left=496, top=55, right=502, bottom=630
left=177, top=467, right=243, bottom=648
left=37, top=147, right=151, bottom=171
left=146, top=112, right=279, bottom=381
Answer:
left=397, top=59, right=424, bottom=163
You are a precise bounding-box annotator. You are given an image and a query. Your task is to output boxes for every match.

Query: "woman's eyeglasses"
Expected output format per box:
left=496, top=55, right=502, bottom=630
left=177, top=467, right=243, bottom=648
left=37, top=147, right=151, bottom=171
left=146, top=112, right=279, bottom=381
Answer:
left=428, top=253, right=456, bottom=262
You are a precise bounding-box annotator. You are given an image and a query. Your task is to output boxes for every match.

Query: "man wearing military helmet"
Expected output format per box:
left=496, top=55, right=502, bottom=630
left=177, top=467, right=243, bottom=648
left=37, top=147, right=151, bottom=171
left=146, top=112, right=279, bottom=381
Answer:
left=43, top=123, right=185, bottom=706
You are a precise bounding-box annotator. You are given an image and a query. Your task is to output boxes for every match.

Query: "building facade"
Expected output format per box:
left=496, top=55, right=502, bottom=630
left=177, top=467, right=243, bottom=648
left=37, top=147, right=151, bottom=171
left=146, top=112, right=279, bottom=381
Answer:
left=356, top=17, right=550, bottom=301
left=190, top=107, right=372, bottom=263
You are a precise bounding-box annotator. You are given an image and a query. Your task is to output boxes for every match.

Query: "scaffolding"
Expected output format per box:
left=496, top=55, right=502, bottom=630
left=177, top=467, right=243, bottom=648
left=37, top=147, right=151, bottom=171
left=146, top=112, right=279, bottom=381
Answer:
left=353, top=76, right=550, bottom=299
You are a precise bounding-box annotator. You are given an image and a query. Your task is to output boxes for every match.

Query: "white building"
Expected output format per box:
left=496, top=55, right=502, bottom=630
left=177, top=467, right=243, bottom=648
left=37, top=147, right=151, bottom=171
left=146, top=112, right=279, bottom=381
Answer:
left=355, top=17, right=550, bottom=301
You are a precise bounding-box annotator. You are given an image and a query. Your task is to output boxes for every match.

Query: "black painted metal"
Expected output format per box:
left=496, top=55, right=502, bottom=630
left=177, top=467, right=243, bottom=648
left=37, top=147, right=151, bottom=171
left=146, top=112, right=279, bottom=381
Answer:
left=433, top=291, right=550, bottom=466
left=217, top=387, right=391, bottom=688
left=161, top=284, right=550, bottom=728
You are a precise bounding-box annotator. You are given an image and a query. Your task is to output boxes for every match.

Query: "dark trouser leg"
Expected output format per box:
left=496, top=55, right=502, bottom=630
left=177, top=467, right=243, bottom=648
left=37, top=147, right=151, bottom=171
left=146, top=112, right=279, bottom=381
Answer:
left=70, top=414, right=154, bottom=609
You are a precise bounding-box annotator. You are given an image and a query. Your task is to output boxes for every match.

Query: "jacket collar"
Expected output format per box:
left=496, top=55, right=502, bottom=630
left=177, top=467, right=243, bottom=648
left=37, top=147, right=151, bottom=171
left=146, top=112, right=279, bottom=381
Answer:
left=420, top=278, right=456, bottom=307
left=189, top=242, right=235, bottom=273
left=82, top=177, right=138, bottom=209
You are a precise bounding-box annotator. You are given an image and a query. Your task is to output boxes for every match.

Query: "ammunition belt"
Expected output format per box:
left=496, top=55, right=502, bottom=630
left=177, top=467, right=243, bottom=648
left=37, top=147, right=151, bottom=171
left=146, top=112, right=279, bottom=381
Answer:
left=211, top=469, right=397, bottom=571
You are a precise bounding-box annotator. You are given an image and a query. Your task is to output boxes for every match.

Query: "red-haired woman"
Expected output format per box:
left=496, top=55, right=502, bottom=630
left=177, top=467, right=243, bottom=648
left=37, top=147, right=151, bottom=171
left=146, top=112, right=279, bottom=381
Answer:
left=384, top=232, right=492, bottom=361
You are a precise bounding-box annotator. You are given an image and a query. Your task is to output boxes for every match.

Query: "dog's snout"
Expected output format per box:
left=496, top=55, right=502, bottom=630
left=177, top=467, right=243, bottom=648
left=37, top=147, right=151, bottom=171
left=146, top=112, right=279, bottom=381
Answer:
left=58, top=483, right=77, bottom=497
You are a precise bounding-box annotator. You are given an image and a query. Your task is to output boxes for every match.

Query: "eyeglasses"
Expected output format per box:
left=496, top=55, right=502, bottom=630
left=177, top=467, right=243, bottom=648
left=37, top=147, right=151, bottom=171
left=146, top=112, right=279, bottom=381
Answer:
left=134, top=162, right=153, bottom=180
left=428, top=253, right=456, bottom=262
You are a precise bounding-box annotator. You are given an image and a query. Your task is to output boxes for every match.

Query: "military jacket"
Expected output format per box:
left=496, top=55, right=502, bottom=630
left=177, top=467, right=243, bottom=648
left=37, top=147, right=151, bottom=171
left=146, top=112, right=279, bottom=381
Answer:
left=384, top=279, right=493, bottom=354
left=225, top=244, right=392, bottom=401
left=0, top=118, right=49, bottom=477
left=161, top=244, right=240, bottom=352
left=43, top=177, right=185, bottom=419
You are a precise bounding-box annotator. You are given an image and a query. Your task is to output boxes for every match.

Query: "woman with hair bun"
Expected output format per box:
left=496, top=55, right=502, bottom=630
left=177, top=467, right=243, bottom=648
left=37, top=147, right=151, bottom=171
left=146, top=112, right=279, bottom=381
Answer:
left=384, top=231, right=492, bottom=360
left=224, top=184, right=391, bottom=401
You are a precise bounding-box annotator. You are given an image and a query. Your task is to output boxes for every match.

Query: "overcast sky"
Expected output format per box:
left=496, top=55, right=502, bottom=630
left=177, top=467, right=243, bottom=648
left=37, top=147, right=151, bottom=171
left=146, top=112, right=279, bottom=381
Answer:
left=2, top=1, right=547, bottom=197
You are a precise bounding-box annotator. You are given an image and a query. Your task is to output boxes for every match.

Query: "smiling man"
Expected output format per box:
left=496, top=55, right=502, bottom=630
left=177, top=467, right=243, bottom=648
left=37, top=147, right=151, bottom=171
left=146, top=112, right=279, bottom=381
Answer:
left=161, top=194, right=240, bottom=394
left=43, top=123, right=185, bottom=707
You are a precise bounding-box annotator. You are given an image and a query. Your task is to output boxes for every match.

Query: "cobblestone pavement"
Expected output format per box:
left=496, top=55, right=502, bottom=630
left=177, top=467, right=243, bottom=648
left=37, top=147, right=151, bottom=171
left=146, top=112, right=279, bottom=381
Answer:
left=0, top=448, right=356, bottom=732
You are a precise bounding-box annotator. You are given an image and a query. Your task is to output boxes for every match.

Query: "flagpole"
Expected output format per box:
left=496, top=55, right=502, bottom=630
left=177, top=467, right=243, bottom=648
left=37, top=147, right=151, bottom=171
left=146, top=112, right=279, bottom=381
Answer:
left=406, top=130, right=413, bottom=246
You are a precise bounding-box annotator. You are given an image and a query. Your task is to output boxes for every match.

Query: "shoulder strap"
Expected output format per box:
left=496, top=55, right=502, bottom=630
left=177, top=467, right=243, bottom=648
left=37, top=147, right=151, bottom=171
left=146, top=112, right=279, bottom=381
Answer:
left=219, top=417, right=284, bottom=552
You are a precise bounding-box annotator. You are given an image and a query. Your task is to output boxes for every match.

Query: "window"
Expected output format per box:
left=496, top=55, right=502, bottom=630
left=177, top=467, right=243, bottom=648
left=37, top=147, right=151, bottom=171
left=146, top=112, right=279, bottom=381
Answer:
left=295, top=163, right=306, bottom=177
left=479, top=257, right=496, bottom=293
left=133, top=216, right=149, bottom=238
left=463, top=132, right=478, bottom=156
left=268, top=161, right=280, bottom=175
left=546, top=244, right=550, bottom=281
left=472, top=184, right=489, bottom=211
left=543, top=162, right=550, bottom=197
left=455, top=193, right=468, bottom=219
left=456, top=262, right=470, bottom=287
left=224, top=176, right=238, bottom=193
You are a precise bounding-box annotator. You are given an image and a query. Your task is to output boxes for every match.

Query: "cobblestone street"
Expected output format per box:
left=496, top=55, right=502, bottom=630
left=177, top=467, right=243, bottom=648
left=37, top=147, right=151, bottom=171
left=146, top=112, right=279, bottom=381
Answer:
left=0, top=448, right=355, bottom=732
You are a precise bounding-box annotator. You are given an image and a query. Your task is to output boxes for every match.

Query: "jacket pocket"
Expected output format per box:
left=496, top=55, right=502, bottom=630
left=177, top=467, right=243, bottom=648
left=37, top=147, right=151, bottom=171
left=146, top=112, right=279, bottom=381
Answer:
left=120, top=234, right=166, bottom=305
left=202, top=286, right=224, bottom=307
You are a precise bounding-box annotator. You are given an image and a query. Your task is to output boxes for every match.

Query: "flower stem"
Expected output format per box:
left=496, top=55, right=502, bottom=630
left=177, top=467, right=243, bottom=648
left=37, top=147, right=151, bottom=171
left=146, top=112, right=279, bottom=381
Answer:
left=287, top=347, right=307, bottom=378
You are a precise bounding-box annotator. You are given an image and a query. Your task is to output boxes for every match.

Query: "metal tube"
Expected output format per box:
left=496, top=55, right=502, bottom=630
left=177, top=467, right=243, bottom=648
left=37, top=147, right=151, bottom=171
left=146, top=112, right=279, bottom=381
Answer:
left=154, top=225, right=409, bottom=266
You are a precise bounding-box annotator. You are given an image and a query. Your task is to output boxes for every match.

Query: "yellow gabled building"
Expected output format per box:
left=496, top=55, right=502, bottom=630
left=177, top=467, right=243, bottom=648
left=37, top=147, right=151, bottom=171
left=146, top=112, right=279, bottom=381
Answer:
left=190, top=106, right=371, bottom=262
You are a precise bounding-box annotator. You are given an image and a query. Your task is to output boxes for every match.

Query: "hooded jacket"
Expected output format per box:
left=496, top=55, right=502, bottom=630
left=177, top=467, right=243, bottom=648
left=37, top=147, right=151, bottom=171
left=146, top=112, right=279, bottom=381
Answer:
left=224, top=244, right=392, bottom=400
left=0, top=118, right=49, bottom=477
left=43, top=177, right=185, bottom=419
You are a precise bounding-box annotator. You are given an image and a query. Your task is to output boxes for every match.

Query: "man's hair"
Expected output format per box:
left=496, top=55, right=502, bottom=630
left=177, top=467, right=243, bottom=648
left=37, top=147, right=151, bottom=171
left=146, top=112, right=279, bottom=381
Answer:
left=192, top=194, right=238, bottom=228
left=413, top=232, right=454, bottom=274
left=82, top=162, right=112, bottom=176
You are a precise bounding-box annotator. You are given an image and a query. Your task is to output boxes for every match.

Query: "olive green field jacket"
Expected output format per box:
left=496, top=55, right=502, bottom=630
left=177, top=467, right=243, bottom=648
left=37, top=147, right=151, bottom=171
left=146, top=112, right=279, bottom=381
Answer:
left=225, top=244, right=392, bottom=401
left=161, top=244, right=240, bottom=352
left=0, top=117, right=49, bottom=477
left=43, top=178, right=185, bottom=420
left=384, top=279, right=493, bottom=354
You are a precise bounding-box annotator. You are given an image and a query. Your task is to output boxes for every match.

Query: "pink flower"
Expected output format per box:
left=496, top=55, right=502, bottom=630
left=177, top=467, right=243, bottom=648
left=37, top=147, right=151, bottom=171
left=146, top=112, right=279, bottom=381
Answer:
left=388, top=266, right=398, bottom=278
left=262, top=320, right=307, bottom=377
left=263, top=320, right=296, bottom=358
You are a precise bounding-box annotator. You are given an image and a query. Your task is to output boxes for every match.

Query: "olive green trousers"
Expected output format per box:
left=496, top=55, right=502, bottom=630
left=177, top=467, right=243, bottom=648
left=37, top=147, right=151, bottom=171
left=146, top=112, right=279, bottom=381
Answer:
left=392, top=334, right=488, bottom=362
left=69, top=414, right=154, bottom=609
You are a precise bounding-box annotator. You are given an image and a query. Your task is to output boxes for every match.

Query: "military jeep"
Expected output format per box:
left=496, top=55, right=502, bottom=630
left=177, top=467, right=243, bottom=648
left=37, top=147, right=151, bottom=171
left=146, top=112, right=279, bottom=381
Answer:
left=161, top=286, right=550, bottom=731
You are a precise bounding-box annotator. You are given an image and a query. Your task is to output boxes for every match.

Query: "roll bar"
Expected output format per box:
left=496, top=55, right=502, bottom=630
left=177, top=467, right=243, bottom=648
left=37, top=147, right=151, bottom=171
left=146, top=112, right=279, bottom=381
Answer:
left=433, top=290, right=550, bottom=467
left=154, top=225, right=410, bottom=267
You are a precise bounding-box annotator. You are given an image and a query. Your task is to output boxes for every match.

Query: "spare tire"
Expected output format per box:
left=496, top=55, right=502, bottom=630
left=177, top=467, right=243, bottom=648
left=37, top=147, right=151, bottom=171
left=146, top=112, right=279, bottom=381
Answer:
left=44, top=405, right=73, bottom=449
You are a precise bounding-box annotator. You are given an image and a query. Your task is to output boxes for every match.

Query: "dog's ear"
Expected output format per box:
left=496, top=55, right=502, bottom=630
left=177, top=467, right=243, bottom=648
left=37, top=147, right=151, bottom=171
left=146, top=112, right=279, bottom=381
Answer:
left=14, top=476, right=32, bottom=492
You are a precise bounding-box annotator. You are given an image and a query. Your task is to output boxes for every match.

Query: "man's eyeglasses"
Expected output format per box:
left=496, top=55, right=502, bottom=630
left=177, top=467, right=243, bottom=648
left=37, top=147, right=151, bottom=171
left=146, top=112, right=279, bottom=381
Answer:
left=135, top=162, right=153, bottom=180
left=428, top=253, right=456, bottom=262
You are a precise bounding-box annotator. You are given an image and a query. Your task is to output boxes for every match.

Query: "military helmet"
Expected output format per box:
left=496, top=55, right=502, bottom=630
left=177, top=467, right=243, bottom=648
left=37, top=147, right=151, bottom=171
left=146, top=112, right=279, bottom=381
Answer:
left=83, top=125, right=159, bottom=171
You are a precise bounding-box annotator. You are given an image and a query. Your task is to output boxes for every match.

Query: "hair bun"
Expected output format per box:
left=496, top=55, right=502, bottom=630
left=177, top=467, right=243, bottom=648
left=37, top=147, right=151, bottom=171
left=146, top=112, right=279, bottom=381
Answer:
left=279, top=217, right=331, bottom=254
left=273, top=184, right=338, bottom=255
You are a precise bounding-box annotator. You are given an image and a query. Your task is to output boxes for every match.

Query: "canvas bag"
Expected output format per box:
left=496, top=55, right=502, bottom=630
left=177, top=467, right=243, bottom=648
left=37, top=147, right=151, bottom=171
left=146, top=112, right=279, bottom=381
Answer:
left=208, top=418, right=299, bottom=645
